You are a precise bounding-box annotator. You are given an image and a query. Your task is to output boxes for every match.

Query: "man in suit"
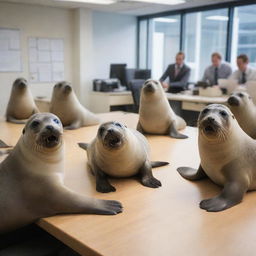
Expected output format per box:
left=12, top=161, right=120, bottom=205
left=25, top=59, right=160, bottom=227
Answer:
left=229, top=54, right=256, bottom=84
left=159, top=52, right=191, bottom=93
left=202, top=52, right=232, bottom=86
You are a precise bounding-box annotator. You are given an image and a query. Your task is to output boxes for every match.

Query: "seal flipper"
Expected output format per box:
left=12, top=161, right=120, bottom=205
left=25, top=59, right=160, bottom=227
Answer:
left=92, top=164, right=116, bottom=193
left=6, top=116, right=28, bottom=124
left=0, top=139, right=11, bottom=148
left=64, top=120, right=81, bottom=130
left=47, top=185, right=122, bottom=215
left=136, top=122, right=146, bottom=134
left=151, top=161, right=169, bottom=168
left=139, top=160, right=161, bottom=188
left=168, top=123, right=188, bottom=139
left=78, top=143, right=89, bottom=151
left=200, top=162, right=249, bottom=212
left=177, top=165, right=207, bottom=181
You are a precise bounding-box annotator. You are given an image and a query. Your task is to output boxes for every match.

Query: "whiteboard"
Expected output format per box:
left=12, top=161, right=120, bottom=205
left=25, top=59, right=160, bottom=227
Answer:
left=29, top=37, right=64, bottom=83
left=0, top=28, right=22, bottom=72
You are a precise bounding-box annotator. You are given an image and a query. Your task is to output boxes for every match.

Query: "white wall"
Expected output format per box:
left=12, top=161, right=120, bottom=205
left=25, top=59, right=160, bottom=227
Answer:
left=92, top=11, right=137, bottom=78
left=0, top=2, right=74, bottom=116
left=0, top=3, right=137, bottom=116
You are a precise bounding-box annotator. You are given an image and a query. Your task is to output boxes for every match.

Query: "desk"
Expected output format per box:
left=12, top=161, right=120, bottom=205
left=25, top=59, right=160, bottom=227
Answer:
left=89, top=91, right=228, bottom=113
left=1, top=112, right=256, bottom=256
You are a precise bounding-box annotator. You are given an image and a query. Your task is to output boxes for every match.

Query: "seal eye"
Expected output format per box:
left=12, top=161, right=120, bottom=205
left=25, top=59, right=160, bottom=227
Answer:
left=99, top=126, right=105, bottom=136
left=115, top=123, right=122, bottom=128
left=238, top=93, right=244, bottom=98
left=220, top=111, right=227, bottom=117
left=202, top=108, right=209, bottom=115
left=53, top=118, right=60, bottom=124
left=31, top=120, right=40, bottom=129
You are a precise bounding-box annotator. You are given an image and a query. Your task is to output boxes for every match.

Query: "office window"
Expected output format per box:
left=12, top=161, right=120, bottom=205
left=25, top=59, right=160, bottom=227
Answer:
left=138, top=20, right=148, bottom=69
left=183, top=8, right=228, bottom=82
left=148, top=15, right=181, bottom=79
left=231, top=4, right=256, bottom=69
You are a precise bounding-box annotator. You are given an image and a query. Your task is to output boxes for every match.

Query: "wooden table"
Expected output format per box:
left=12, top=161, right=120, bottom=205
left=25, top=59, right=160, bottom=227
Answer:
left=1, top=112, right=255, bottom=256
left=89, top=91, right=228, bottom=113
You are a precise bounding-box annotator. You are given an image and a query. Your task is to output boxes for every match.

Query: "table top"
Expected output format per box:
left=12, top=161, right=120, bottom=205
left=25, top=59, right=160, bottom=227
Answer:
left=1, top=112, right=255, bottom=256
left=89, top=90, right=228, bottom=103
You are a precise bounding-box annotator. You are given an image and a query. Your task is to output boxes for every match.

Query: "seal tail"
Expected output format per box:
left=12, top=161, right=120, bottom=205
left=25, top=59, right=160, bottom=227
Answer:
left=151, top=161, right=169, bottom=168
left=78, top=143, right=89, bottom=151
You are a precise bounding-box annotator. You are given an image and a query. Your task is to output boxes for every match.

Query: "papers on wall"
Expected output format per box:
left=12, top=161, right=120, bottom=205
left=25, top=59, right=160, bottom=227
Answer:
left=0, top=28, right=22, bottom=72
left=29, top=37, right=64, bottom=83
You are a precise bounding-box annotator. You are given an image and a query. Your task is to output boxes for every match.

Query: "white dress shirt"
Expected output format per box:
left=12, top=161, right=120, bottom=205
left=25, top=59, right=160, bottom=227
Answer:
left=229, top=66, right=256, bottom=84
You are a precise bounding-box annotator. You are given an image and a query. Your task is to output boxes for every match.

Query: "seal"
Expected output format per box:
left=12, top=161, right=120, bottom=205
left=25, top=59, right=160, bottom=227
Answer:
left=0, top=113, right=122, bottom=234
left=227, top=91, right=256, bottom=139
left=177, top=104, right=256, bottom=212
left=78, top=121, right=169, bottom=193
left=6, top=78, right=39, bottom=124
left=50, top=81, right=100, bottom=129
left=137, top=79, right=188, bottom=139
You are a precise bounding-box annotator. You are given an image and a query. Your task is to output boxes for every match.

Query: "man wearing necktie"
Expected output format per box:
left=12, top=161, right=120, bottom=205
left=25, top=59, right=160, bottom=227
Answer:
left=159, top=52, right=191, bottom=93
left=201, top=52, right=232, bottom=86
left=229, top=54, right=256, bottom=85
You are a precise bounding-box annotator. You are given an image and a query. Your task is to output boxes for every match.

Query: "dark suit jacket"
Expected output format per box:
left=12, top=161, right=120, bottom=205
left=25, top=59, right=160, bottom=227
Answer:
left=159, top=63, right=191, bottom=93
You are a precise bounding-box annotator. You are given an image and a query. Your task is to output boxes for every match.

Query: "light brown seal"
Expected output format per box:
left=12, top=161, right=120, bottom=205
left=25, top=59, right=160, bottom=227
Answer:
left=6, top=78, right=39, bottom=124
left=177, top=104, right=256, bottom=212
left=137, top=79, right=188, bottom=139
left=79, top=121, right=169, bottom=193
left=50, top=81, right=100, bottom=129
left=0, top=113, right=122, bottom=234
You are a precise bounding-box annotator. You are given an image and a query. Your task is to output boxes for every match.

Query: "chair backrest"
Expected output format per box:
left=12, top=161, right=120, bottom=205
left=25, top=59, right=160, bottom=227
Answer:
left=129, top=79, right=145, bottom=112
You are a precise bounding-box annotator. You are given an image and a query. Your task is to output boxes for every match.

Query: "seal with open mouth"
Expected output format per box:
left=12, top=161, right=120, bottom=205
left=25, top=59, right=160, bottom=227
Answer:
left=137, top=79, right=188, bottom=139
left=6, top=78, right=39, bottom=124
left=177, top=104, right=256, bottom=212
left=0, top=113, right=122, bottom=234
left=78, top=121, right=169, bottom=193
left=227, top=91, right=256, bottom=139
left=50, top=81, right=100, bottom=129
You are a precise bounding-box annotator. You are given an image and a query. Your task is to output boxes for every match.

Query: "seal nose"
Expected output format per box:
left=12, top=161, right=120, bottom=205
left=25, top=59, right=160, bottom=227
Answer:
left=46, top=125, right=54, bottom=131
left=227, top=96, right=239, bottom=106
left=107, top=128, right=114, bottom=134
left=207, top=117, right=215, bottom=122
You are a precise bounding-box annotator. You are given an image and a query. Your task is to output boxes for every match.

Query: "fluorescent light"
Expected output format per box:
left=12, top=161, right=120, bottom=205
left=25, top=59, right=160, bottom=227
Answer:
left=206, top=15, right=229, bottom=21
left=127, top=0, right=185, bottom=5
left=154, top=17, right=178, bottom=23
left=54, top=0, right=115, bottom=4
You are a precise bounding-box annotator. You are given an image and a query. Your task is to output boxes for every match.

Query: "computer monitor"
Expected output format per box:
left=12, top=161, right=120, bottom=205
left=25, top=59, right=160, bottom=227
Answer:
left=110, top=64, right=127, bottom=86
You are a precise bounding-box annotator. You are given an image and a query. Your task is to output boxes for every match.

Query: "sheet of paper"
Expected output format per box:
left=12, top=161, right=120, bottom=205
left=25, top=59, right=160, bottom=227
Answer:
left=29, top=38, right=37, bottom=48
left=38, top=38, right=50, bottom=50
left=0, top=50, right=21, bottom=72
left=38, top=51, right=51, bottom=62
left=51, top=51, right=64, bottom=62
left=51, top=39, right=64, bottom=51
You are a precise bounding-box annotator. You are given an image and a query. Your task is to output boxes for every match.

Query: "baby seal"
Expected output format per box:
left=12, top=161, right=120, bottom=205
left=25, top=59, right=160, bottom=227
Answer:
left=227, top=91, right=256, bottom=139
left=50, top=81, right=100, bottom=129
left=137, top=79, right=188, bottom=139
left=177, top=104, right=256, bottom=212
left=6, top=78, right=39, bottom=124
left=0, top=113, right=122, bottom=234
left=78, top=121, right=169, bottom=193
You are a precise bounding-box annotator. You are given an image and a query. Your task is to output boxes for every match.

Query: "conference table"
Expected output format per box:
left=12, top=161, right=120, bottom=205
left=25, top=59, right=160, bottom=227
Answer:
left=1, top=112, right=256, bottom=256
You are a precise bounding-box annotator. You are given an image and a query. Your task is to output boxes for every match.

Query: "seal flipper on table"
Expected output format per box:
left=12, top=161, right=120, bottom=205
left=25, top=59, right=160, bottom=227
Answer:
left=177, top=165, right=207, bottom=181
left=78, top=143, right=89, bottom=150
left=151, top=161, right=169, bottom=168
left=139, top=160, right=162, bottom=188
left=64, top=120, right=81, bottom=130
left=6, top=116, right=28, bottom=124
left=200, top=161, right=249, bottom=212
left=0, top=140, right=11, bottom=148
left=168, top=123, right=188, bottom=139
